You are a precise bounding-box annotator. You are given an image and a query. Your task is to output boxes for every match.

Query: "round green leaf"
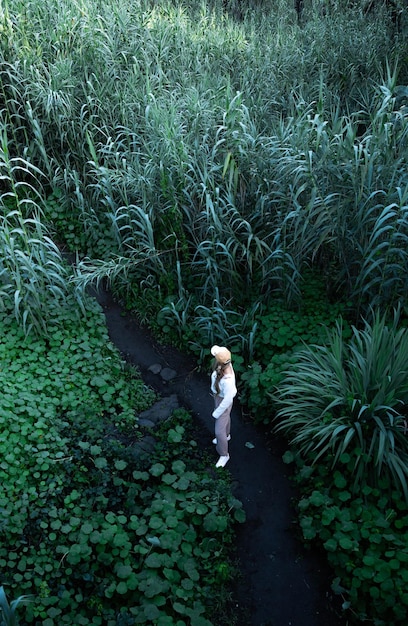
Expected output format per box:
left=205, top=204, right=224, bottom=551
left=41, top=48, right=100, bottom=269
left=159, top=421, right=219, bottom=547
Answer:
left=150, top=463, right=165, bottom=477
left=116, top=581, right=128, bottom=594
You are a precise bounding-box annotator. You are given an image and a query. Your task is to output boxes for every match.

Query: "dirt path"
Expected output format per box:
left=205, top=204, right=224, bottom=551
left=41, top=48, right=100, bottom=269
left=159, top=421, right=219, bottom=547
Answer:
left=97, top=290, right=346, bottom=626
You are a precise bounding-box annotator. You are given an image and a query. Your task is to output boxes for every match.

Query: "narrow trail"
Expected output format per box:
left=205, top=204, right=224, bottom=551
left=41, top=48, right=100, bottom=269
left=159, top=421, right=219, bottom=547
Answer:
left=96, top=290, right=347, bottom=626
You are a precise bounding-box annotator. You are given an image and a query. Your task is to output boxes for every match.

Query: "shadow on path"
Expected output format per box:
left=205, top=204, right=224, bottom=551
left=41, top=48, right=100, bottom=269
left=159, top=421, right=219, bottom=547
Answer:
left=97, top=290, right=347, bottom=626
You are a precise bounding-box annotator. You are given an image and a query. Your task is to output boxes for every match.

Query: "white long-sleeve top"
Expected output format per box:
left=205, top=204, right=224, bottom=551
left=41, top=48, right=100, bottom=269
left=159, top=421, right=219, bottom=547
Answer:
left=211, top=366, right=237, bottom=419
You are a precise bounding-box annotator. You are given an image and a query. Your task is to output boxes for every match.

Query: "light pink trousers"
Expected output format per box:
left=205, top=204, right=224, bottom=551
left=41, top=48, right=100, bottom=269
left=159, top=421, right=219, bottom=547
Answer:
left=214, top=396, right=232, bottom=456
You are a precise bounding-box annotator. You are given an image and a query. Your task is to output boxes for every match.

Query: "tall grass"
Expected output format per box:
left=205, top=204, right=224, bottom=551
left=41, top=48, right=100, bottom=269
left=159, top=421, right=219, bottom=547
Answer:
left=0, top=118, right=85, bottom=334
left=1, top=0, right=407, bottom=343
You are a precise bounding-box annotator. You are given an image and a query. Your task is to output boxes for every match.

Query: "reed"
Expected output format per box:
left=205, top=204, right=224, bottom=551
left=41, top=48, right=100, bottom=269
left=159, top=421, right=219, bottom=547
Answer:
left=0, top=121, right=85, bottom=334
left=1, top=0, right=407, bottom=343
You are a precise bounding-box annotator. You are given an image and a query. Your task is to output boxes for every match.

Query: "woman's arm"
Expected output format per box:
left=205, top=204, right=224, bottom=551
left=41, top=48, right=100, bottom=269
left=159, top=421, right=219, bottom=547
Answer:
left=212, top=376, right=237, bottom=419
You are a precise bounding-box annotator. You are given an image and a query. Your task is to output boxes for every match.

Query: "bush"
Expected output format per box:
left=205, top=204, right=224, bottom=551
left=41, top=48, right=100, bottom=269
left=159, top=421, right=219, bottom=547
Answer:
left=274, top=308, right=408, bottom=498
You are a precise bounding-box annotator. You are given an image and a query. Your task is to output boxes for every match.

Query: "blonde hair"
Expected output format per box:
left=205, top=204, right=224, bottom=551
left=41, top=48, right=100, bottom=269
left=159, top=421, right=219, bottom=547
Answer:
left=213, top=360, right=229, bottom=394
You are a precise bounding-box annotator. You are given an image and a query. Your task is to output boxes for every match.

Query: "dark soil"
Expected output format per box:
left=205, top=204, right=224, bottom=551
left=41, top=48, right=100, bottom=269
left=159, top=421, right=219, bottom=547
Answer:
left=97, top=289, right=349, bottom=626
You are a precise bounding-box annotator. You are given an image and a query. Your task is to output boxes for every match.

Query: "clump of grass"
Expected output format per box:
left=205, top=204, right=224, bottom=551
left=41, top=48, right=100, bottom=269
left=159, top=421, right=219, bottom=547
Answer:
left=274, top=308, right=408, bottom=498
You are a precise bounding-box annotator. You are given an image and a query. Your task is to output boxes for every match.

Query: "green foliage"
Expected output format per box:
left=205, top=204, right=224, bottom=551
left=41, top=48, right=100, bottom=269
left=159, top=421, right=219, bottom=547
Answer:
left=275, top=308, right=408, bottom=497
left=291, top=458, right=408, bottom=626
left=0, top=4, right=407, bottom=624
left=155, top=290, right=259, bottom=369
left=0, top=298, right=154, bottom=426
left=43, top=188, right=86, bottom=251
left=1, top=0, right=407, bottom=349
left=240, top=273, right=351, bottom=421
left=0, top=586, right=33, bottom=626
left=0, top=306, right=244, bottom=625
left=0, top=145, right=85, bottom=336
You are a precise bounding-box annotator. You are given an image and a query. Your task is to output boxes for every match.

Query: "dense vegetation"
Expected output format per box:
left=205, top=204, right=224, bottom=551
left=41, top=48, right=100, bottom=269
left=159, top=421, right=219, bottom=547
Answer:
left=1, top=0, right=408, bottom=623
left=0, top=298, right=245, bottom=625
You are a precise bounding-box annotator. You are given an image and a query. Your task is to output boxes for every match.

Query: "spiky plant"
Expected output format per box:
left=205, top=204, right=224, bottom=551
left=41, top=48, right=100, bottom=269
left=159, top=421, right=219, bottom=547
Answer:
left=274, top=308, right=408, bottom=499
left=0, top=586, right=33, bottom=626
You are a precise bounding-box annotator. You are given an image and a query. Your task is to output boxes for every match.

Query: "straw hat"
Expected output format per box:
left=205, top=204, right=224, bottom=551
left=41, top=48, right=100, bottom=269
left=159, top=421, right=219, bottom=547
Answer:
left=211, top=345, right=231, bottom=364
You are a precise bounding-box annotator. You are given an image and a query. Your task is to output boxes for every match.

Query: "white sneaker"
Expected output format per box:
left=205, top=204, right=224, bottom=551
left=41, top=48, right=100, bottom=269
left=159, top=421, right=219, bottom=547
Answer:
left=215, top=455, right=230, bottom=468
left=212, top=435, right=231, bottom=444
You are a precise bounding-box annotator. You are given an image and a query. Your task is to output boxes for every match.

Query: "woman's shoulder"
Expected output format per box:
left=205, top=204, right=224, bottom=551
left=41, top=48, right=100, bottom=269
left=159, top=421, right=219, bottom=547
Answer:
left=222, top=371, right=236, bottom=383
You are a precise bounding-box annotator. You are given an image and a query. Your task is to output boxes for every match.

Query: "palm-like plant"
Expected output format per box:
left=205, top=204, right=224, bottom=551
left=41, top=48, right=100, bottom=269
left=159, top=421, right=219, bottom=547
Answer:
left=274, top=308, right=408, bottom=498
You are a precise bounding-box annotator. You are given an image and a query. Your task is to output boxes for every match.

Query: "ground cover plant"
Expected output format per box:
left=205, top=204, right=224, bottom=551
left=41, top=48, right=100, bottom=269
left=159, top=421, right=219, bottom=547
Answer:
left=0, top=301, right=244, bottom=625
left=274, top=308, right=408, bottom=625
left=239, top=271, right=352, bottom=422
left=1, top=0, right=408, bottom=623
left=282, top=458, right=408, bottom=626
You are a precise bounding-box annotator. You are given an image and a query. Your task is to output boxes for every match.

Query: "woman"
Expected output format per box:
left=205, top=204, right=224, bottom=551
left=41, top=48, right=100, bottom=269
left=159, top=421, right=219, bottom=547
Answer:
left=210, top=345, right=237, bottom=468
